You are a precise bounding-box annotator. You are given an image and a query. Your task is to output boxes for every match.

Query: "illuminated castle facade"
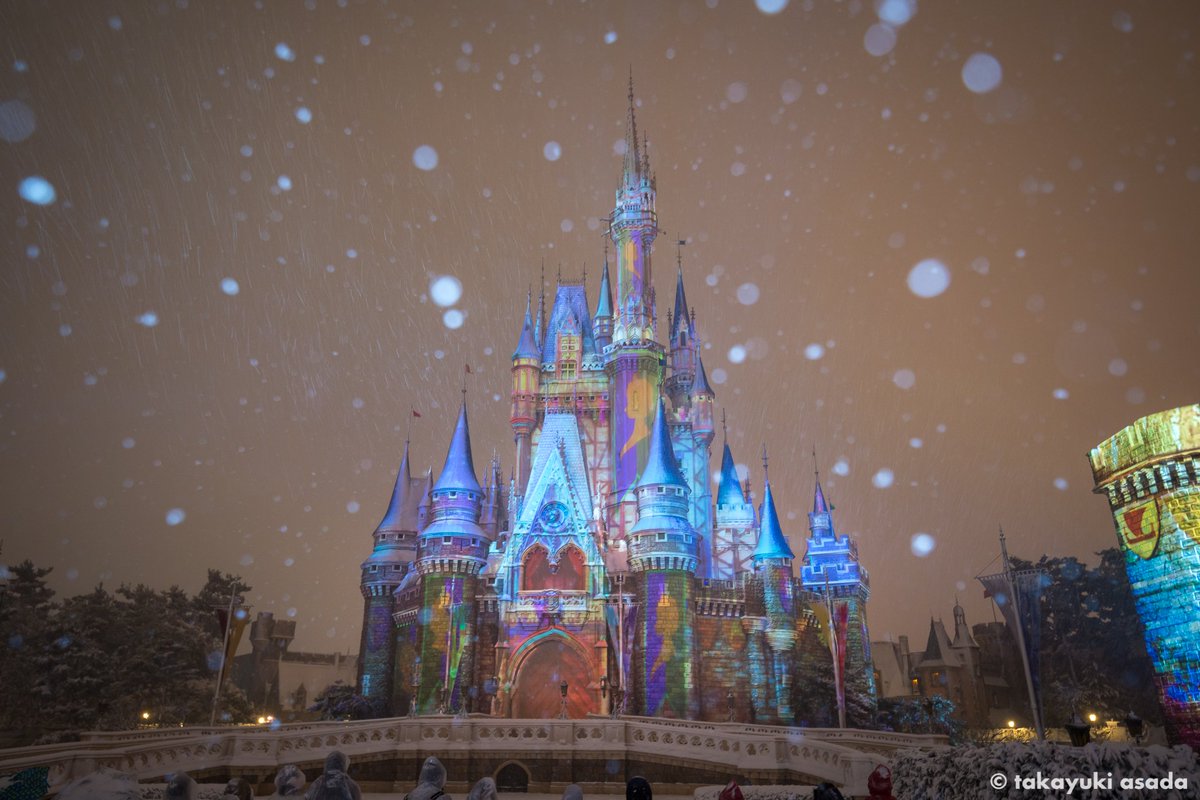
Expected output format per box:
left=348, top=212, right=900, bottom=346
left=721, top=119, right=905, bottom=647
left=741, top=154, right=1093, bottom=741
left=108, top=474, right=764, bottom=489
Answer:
left=1090, top=404, right=1200, bottom=749
left=357, top=85, right=877, bottom=724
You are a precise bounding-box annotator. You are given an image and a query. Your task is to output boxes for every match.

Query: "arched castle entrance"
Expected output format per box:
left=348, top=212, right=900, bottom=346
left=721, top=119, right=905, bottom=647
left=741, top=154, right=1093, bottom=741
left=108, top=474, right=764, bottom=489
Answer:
left=509, top=630, right=597, bottom=718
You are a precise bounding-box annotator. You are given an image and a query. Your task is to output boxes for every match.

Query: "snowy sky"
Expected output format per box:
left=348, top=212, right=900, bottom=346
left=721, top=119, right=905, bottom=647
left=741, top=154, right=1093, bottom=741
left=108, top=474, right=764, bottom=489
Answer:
left=2, top=0, right=1198, bottom=653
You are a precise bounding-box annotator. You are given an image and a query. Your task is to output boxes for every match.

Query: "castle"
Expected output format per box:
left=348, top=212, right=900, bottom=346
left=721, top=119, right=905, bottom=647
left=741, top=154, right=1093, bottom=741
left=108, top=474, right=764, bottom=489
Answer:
left=357, top=83, right=877, bottom=724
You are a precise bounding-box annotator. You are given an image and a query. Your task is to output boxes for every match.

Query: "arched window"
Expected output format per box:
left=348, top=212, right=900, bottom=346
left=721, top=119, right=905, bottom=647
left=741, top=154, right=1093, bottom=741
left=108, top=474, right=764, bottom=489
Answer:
left=522, top=545, right=587, bottom=591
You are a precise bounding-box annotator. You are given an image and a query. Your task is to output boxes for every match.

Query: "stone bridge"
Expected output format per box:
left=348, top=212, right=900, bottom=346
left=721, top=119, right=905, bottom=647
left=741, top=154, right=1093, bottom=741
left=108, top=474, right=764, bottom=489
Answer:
left=0, top=716, right=947, bottom=796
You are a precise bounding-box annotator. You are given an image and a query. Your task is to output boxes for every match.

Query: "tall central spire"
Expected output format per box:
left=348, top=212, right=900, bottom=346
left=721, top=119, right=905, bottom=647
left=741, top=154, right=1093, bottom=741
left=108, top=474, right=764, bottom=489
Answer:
left=623, top=70, right=641, bottom=180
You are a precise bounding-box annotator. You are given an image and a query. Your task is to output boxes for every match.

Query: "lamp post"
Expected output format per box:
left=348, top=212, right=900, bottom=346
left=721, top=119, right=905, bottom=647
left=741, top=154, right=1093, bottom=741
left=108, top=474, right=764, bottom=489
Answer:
left=600, top=675, right=608, bottom=717
left=559, top=680, right=569, bottom=719
left=409, top=662, right=420, bottom=718
left=727, top=690, right=736, bottom=723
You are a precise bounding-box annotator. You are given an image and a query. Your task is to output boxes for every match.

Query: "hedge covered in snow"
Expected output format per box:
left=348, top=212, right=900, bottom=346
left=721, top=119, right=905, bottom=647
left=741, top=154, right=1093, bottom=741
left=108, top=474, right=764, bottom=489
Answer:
left=893, top=741, right=1198, bottom=800
left=694, top=785, right=816, bottom=800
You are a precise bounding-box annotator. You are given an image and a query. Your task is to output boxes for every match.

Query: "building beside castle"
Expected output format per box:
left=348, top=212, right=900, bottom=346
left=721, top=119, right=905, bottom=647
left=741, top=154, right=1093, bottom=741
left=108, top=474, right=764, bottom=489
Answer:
left=873, top=604, right=1019, bottom=728
left=357, top=84, right=877, bottom=724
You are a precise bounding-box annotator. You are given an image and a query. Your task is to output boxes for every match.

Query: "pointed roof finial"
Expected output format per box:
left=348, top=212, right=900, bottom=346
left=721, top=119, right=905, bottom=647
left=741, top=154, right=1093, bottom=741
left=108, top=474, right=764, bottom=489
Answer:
left=721, top=408, right=728, bottom=440
left=762, top=443, right=770, bottom=480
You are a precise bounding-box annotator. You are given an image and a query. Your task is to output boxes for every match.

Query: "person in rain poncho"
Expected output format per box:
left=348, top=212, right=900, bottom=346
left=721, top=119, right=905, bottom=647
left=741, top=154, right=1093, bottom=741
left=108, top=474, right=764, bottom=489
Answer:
left=626, top=776, right=652, bottom=800
left=404, top=756, right=449, bottom=800
left=466, top=777, right=497, bottom=800
left=273, top=764, right=307, bottom=797
left=305, top=751, right=363, bottom=800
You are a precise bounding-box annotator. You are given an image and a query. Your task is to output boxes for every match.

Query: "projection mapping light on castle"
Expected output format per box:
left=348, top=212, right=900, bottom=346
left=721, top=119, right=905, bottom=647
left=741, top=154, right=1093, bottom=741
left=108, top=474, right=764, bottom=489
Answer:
left=357, top=83, right=877, bottom=724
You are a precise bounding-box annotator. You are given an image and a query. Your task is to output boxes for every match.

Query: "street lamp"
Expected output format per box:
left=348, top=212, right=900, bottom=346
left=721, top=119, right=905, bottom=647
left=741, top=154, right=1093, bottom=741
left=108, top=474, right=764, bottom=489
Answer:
left=410, top=667, right=420, bottom=718
left=1087, top=712, right=1098, bottom=724
left=727, top=690, right=736, bottom=723
left=559, top=680, right=569, bottom=719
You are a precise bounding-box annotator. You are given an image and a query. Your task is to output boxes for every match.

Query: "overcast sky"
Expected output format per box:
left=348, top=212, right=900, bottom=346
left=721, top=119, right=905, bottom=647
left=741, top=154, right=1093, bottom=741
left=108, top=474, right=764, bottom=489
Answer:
left=2, top=0, right=1198, bottom=652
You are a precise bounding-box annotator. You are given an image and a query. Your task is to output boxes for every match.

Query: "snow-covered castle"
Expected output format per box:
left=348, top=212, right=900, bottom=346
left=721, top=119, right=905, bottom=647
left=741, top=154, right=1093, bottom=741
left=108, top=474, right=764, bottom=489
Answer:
left=357, top=83, right=877, bottom=724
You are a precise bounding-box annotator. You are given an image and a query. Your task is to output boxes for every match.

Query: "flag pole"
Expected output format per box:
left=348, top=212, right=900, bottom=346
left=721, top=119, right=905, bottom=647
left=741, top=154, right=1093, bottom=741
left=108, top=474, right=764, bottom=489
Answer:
left=1001, top=529, right=1045, bottom=741
left=825, top=573, right=846, bottom=729
left=209, top=589, right=238, bottom=726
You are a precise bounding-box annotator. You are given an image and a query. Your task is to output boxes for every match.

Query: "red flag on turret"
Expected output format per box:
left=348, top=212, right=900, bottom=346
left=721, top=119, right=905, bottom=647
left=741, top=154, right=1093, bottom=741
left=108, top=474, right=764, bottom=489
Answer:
left=465, top=364, right=473, bottom=374
left=412, top=409, right=422, bottom=418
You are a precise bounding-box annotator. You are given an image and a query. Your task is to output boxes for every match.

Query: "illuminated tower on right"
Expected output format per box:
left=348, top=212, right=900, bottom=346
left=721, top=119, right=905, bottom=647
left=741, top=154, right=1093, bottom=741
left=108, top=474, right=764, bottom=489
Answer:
left=1089, top=403, right=1200, bottom=749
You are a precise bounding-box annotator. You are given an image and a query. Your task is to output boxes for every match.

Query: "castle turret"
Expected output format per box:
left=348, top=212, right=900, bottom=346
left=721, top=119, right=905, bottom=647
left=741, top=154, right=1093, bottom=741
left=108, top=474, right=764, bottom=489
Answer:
left=511, top=294, right=541, bottom=493
left=665, top=261, right=696, bottom=409
left=414, top=401, right=489, bottom=714
left=713, top=420, right=756, bottom=579
left=629, top=398, right=698, bottom=718
left=753, top=448, right=797, bottom=723
left=358, top=440, right=423, bottom=708
left=800, top=470, right=877, bottom=725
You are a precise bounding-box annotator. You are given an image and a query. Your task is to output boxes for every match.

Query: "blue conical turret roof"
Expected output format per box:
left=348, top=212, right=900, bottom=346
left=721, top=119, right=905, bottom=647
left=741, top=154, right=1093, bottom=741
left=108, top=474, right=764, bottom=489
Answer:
left=717, top=441, right=744, bottom=505
left=813, top=478, right=829, bottom=514
left=754, top=457, right=794, bottom=561
left=513, top=293, right=540, bottom=360
left=691, top=353, right=714, bottom=397
left=433, top=402, right=482, bottom=494
left=376, top=440, right=412, bottom=532
left=636, top=398, right=687, bottom=489
left=595, top=259, right=614, bottom=319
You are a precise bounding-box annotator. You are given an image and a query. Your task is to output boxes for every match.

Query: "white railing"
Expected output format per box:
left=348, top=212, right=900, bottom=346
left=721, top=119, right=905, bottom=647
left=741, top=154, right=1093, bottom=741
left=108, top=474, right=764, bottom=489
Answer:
left=0, top=717, right=946, bottom=795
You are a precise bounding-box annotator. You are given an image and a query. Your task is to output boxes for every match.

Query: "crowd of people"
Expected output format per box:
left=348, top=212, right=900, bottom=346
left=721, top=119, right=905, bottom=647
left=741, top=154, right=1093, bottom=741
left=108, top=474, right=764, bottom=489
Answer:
left=50, top=751, right=895, bottom=799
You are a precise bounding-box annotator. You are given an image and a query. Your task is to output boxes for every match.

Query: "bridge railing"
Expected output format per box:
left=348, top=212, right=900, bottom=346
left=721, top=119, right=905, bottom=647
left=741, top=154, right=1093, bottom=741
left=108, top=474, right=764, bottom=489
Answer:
left=0, top=716, right=947, bottom=795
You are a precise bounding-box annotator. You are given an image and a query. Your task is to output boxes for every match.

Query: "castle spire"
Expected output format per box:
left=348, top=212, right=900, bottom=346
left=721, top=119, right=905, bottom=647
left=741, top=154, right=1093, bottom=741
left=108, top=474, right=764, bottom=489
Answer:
left=754, top=446, right=794, bottom=561
left=637, top=398, right=687, bottom=489
left=691, top=352, right=714, bottom=398
left=535, top=261, right=546, bottom=348
left=717, top=436, right=745, bottom=506
left=375, top=439, right=412, bottom=532
left=595, top=249, right=614, bottom=319
left=433, top=400, right=482, bottom=494
left=623, top=69, right=640, bottom=180
left=513, top=291, right=540, bottom=360
left=671, top=243, right=690, bottom=338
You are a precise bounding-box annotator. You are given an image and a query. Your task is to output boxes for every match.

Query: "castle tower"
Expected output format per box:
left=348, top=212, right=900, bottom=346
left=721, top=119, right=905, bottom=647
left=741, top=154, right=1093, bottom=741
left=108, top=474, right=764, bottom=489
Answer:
left=358, top=440, right=422, bottom=707
left=511, top=295, right=541, bottom=494
left=801, top=472, right=877, bottom=725
left=1089, top=404, right=1200, bottom=749
left=713, top=420, right=756, bottom=579
left=606, top=76, right=664, bottom=540
left=413, top=401, right=490, bottom=714
left=629, top=398, right=698, bottom=718
left=752, top=448, right=797, bottom=723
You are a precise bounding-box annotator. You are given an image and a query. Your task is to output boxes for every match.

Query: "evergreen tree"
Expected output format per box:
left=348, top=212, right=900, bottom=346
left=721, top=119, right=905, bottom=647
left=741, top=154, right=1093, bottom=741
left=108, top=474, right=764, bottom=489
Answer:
left=1010, top=549, right=1159, bottom=726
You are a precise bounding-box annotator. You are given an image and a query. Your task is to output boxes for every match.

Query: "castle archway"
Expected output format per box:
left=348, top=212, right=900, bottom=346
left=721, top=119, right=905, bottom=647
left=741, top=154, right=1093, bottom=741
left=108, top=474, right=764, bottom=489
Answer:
left=509, top=631, right=597, bottom=719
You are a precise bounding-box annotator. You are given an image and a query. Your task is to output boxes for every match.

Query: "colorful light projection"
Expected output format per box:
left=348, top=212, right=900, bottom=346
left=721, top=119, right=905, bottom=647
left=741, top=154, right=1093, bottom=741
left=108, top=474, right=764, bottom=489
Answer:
left=639, top=571, right=694, bottom=718
left=417, top=575, right=472, bottom=712
left=1090, top=404, right=1200, bottom=749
